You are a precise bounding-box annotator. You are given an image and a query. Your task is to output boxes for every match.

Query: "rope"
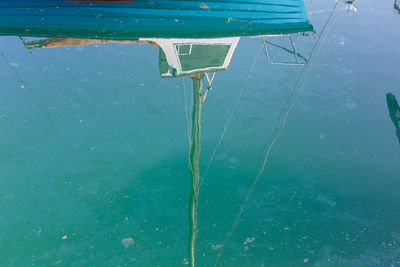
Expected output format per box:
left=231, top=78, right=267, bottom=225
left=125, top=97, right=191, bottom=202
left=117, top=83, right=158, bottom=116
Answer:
left=213, top=2, right=340, bottom=266
left=199, top=44, right=264, bottom=187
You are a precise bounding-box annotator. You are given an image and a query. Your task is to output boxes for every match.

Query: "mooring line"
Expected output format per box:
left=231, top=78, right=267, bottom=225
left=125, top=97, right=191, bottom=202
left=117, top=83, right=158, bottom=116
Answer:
left=200, top=43, right=264, bottom=188
left=214, top=2, right=340, bottom=265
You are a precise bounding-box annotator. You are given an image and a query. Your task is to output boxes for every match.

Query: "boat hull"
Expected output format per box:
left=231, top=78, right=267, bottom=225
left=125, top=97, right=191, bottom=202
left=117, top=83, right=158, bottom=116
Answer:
left=0, top=0, right=313, bottom=39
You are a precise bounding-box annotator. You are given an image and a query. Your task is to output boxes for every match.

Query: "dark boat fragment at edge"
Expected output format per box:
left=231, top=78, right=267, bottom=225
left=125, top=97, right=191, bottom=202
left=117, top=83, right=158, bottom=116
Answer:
left=386, top=93, right=400, bottom=144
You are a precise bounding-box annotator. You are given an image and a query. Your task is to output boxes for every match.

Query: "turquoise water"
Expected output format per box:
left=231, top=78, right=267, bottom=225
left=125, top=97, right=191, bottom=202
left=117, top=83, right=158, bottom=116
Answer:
left=1, top=0, right=400, bottom=266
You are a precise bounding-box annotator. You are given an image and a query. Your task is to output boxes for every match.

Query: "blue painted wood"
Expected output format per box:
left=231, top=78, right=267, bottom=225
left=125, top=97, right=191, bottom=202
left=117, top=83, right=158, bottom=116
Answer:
left=0, top=0, right=313, bottom=38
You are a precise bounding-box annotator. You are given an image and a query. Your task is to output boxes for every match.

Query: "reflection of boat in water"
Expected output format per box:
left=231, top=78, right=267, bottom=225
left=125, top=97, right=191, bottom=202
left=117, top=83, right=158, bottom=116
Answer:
left=0, top=1, right=316, bottom=266
left=23, top=36, right=239, bottom=80
left=19, top=33, right=307, bottom=267
left=4, top=0, right=315, bottom=81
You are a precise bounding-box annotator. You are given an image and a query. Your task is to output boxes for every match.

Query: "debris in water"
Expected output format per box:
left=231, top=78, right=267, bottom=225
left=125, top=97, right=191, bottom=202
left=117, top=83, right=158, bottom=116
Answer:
left=345, top=99, right=357, bottom=110
left=243, top=237, right=255, bottom=245
left=121, top=237, right=135, bottom=248
left=211, top=244, right=222, bottom=250
left=61, top=235, right=68, bottom=240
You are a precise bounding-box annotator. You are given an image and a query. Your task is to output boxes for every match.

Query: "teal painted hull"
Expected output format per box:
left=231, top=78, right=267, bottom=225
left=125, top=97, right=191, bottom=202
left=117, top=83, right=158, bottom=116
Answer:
left=0, top=0, right=313, bottom=38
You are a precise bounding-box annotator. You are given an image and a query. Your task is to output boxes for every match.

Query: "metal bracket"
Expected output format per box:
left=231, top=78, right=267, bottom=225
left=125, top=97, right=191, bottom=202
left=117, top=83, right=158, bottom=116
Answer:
left=263, top=36, right=308, bottom=66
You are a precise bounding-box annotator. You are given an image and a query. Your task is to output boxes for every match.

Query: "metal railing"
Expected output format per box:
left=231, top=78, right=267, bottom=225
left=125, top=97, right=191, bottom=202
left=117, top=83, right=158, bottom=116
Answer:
left=263, top=36, right=309, bottom=66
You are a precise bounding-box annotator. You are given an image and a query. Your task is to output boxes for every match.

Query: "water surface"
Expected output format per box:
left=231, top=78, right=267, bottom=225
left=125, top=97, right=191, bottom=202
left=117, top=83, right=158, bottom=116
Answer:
left=1, top=0, right=400, bottom=266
